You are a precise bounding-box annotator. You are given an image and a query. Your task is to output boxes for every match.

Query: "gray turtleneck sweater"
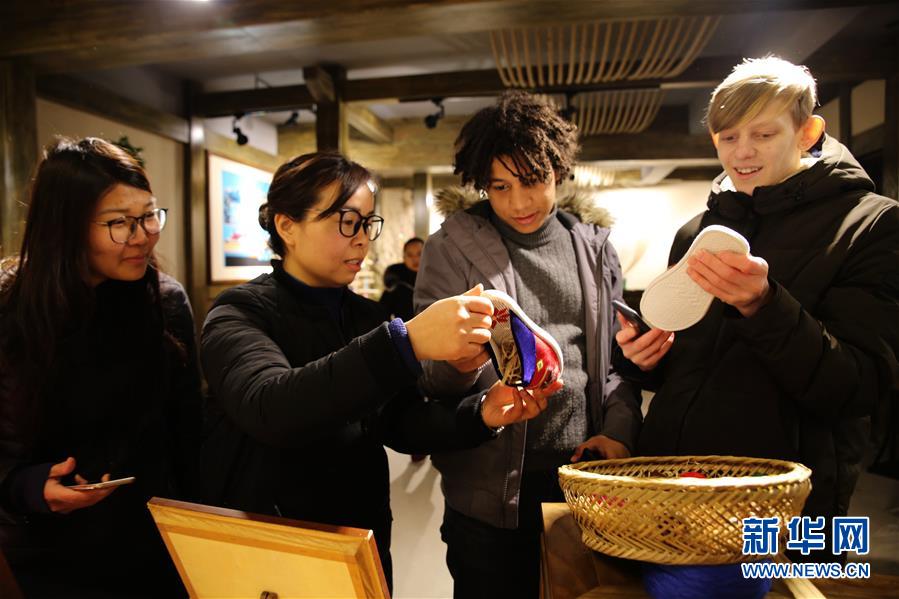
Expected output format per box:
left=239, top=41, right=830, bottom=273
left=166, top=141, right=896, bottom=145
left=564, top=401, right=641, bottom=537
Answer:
left=490, top=208, right=589, bottom=472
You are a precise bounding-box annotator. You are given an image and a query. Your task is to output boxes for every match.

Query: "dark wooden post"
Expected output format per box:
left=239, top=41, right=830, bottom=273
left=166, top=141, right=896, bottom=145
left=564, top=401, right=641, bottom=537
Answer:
left=304, top=64, right=348, bottom=152
left=184, top=82, right=209, bottom=323
left=0, top=60, right=38, bottom=257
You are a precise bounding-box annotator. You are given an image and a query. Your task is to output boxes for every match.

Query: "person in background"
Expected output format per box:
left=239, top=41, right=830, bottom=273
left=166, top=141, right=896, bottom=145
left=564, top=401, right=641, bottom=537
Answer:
left=617, top=57, right=899, bottom=561
left=0, top=137, right=201, bottom=597
left=380, top=237, right=424, bottom=322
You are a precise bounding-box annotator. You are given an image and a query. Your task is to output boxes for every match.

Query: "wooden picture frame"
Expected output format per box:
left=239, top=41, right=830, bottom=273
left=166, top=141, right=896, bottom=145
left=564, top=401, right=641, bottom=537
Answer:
left=207, top=153, right=275, bottom=284
left=148, top=498, right=390, bottom=599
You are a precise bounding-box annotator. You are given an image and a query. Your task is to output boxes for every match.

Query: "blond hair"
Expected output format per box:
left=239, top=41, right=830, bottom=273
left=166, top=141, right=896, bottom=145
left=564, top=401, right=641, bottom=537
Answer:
left=706, top=57, right=817, bottom=133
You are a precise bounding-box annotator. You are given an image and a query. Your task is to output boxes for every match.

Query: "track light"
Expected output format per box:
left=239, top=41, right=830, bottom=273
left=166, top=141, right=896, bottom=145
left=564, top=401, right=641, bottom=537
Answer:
left=232, top=112, right=249, bottom=146
left=424, top=97, right=445, bottom=129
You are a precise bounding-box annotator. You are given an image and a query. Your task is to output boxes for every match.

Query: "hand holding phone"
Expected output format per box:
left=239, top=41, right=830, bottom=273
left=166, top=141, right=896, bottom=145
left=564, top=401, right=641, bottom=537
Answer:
left=612, top=299, right=651, bottom=335
left=68, top=476, right=135, bottom=491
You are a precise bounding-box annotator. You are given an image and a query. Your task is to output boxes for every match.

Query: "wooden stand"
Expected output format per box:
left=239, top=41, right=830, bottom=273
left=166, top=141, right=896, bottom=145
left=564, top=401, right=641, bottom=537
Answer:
left=148, top=498, right=390, bottom=599
left=540, top=503, right=899, bottom=599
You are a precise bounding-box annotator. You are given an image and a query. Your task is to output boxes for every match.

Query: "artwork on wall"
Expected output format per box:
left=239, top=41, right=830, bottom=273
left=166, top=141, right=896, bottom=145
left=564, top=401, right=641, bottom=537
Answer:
left=207, top=153, right=275, bottom=283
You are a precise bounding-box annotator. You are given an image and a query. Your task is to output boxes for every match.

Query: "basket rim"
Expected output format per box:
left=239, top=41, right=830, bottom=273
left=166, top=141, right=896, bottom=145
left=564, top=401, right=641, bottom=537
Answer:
left=558, top=455, right=812, bottom=490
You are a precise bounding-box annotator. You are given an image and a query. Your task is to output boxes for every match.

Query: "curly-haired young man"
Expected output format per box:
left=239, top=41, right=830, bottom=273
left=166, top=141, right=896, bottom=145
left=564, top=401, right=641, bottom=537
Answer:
left=414, top=92, right=642, bottom=598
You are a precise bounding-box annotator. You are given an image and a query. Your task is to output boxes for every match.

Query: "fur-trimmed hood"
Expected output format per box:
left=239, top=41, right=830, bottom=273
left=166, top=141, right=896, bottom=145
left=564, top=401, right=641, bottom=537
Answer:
left=433, top=186, right=613, bottom=228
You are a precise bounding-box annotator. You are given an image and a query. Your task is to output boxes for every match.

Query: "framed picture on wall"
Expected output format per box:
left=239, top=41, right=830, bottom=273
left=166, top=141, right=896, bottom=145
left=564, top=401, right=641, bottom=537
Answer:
left=207, top=153, right=275, bottom=283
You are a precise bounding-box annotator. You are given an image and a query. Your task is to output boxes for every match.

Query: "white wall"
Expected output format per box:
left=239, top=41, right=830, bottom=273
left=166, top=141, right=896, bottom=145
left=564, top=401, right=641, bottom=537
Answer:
left=593, top=181, right=712, bottom=290
left=851, top=79, right=886, bottom=136
left=816, top=79, right=885, bottom=144
left=36, top=99, right=187, bottom=283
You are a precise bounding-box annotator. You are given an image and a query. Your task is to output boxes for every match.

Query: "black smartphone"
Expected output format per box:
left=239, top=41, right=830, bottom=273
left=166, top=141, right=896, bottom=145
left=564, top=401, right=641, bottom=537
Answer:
left=611, top=299, right=651, bottom=335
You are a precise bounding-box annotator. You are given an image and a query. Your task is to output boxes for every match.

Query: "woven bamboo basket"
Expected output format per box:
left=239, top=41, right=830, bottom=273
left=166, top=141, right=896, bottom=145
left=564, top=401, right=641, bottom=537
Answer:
left=558, top=455, right=812, bottom=565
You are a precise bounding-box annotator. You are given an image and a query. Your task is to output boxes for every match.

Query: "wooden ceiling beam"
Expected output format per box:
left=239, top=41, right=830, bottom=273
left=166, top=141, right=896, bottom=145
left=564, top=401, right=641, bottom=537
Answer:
left=303, top=65, right=337, bottom=104
left=579, top=132, right=716, bottom=161
left=347, top=106, right=394, bottom=144
left=190, top=45, right=889, bottom=117
left=192, top=85, right=315, bottom=118
left=343, top=56, right=743, bottom=101
left=36, top=74, right=189, bottom=143
left=192, top=56, right=738, bottom=115
left=6, top=0, right=894, bottom=72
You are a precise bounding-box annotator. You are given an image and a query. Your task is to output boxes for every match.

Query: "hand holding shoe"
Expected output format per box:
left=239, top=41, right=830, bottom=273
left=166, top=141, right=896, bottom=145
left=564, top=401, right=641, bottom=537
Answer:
left=686, top=250, right=772, bottom=317
left=447, top=349, right=491, bottom=374
left=406, top=284, right=494, bottom=362
left=480, top=378, right=564, bottom=428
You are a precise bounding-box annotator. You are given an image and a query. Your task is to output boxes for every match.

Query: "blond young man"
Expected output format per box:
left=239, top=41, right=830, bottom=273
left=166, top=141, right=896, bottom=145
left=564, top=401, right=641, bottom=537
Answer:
left=617, top=57, right=899, bottom=560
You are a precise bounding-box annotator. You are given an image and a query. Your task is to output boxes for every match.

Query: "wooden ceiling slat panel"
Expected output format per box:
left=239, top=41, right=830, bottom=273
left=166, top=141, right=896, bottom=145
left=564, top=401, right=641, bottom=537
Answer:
left=5, top=0, right=893, bottom=72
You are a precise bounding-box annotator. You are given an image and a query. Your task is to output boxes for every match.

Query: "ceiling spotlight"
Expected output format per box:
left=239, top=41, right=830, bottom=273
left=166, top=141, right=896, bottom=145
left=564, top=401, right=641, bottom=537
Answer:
left=232, top=113, right=249, bottom=146
left=424, top=97, right=445, bottom=129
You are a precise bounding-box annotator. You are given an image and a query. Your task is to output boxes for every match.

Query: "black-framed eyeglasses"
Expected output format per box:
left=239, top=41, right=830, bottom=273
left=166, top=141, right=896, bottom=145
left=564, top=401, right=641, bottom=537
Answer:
left=94, top=208, right=168, bottom=244
left=336, top=208, right=384, bottom=241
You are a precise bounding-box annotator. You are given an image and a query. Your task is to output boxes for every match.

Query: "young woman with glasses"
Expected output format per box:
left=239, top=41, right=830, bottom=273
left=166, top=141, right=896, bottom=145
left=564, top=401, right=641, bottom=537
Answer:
left=0, top=137, right=201, bottom=596
left=200, top=151, right=558, bottom=591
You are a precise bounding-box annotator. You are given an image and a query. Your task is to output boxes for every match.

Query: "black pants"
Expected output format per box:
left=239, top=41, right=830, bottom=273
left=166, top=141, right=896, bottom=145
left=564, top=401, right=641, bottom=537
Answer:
left=440, top=469, right=564, bottom=599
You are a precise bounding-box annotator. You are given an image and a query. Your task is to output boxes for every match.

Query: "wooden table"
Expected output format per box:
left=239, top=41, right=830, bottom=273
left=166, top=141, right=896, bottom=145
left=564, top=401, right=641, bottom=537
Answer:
left=540, top=503, right=899, bottom=599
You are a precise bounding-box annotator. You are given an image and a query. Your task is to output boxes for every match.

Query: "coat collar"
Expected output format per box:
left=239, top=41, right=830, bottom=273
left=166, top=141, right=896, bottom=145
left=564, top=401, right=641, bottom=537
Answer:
left=707, top=135, right=875, bottom=221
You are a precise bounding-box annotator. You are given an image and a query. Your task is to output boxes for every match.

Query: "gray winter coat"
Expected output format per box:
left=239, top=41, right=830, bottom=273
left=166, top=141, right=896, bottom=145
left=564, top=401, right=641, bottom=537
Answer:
left=414, top=189, right=641, bottom=529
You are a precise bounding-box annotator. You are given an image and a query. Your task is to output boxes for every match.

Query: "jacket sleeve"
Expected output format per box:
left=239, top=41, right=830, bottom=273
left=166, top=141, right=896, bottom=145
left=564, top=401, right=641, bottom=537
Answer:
left=730, top=203, right=899, bottom=420
left=0, top=364, right=54, bottom=516
left=201, top=287, right=419, bottom=449
left=598, top=241, right=643, bottom=451
left=414, top=231, right=486, bottom=398
left=373, top=387, right=497, bottom=454
left=611, top=217, right=701, bottom=391
left=161, top=282, right=204, bottom=501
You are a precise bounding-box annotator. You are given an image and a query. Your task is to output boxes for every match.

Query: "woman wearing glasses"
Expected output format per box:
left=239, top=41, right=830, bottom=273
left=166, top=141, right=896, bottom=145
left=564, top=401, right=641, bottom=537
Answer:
left=200, top=151, right=557, bottom=590
left=0, top=137, right=201, bottom=596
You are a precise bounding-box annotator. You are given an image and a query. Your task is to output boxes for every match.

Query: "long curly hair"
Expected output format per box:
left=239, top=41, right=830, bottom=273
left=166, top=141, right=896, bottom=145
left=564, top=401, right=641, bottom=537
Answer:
left=453, top=91, right=579, bottom=190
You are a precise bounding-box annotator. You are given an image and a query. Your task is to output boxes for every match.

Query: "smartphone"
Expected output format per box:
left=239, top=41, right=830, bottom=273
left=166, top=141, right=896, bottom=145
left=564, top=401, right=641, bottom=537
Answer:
left=611, top=299, right=651, bottom=335
left=68, top=476, right=136, bottom=491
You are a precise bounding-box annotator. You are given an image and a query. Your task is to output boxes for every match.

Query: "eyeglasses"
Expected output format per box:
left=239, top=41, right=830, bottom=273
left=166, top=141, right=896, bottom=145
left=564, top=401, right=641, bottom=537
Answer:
left=336, top=209, right=384, bottom=241
left=94, top=208, right=168, bottom=244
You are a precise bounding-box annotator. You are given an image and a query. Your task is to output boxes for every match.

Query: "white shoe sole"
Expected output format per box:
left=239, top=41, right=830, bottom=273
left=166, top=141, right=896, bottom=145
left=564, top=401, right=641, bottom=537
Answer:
left=482, top=289, right=564, bottom=385
left=639, top=225, right=750, bottom=331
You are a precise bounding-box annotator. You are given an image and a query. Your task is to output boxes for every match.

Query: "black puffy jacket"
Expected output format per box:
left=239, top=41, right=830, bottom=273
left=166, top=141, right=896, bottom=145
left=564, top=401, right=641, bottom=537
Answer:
left=200, top=261, right=492, bottom=563
left=634, top=137, right=899, bottom=524
left=0, top=272, right=201, bottom=595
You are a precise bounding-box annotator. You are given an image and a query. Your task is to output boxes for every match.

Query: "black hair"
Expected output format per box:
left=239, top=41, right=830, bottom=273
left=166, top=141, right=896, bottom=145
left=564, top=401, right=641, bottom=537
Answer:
left=258, top=151, right=373, bottom=256
left=0, top=137, right=176, bottom=427
left=454, top=91, right=579, bottom=190
left=403, top=237, right=424, bottom=252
